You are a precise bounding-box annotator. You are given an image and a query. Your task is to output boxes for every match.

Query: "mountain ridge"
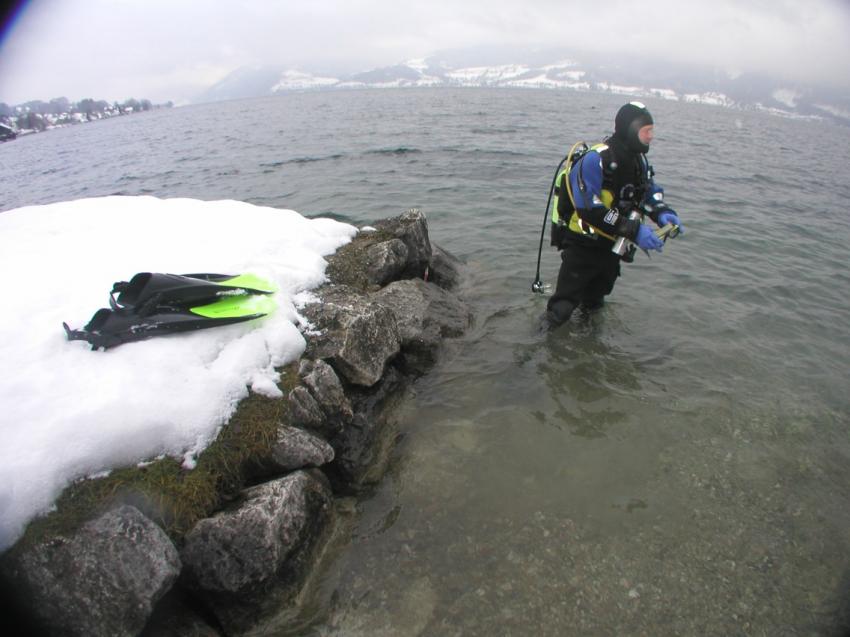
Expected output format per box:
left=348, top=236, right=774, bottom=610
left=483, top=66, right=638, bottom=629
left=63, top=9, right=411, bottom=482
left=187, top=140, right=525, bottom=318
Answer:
left=196, top=49, right=850, bottom=124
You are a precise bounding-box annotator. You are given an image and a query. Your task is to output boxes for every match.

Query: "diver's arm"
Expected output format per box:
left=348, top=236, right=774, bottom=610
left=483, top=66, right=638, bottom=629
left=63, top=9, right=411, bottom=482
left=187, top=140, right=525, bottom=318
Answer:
left=642, top=175, right=684, bottom=232
left=569, top=153, right=640, bottom=239
left=642, top=180, right=670, bottom=224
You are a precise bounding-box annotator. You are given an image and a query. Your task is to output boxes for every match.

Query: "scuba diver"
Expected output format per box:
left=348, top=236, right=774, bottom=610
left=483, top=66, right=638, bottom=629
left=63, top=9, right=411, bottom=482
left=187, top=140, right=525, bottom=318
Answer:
left=540, top=101, right=684, bottom=330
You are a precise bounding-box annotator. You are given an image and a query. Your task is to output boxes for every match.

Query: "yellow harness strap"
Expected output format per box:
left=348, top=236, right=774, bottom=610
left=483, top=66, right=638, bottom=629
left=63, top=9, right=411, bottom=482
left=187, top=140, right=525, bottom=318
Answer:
left=565, top=150, right=617, bottom=241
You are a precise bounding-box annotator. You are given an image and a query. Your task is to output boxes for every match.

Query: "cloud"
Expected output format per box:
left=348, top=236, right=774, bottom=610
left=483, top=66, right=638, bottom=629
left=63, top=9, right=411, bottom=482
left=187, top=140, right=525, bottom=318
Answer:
left=526, top=0, right=850, bottom=87
left=0, top=0, right=848, bottom=104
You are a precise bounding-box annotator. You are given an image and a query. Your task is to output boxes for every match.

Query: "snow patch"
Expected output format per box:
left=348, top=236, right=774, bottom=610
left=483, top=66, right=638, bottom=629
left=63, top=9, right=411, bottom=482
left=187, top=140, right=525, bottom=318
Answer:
left=405, top=58, right=430, bottom=73
left=772, top=88, right=801, bottom=109
left=682, top=92, right=735, bottom=107
left=446, top=64, right=532, bottom=84
left=0, top=196, right=357, bottom=550
left=272, top=70, right=339, bottom=92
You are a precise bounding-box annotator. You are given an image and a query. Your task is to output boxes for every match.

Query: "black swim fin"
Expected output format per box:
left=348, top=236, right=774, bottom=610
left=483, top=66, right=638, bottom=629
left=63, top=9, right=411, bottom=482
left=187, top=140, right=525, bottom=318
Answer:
left=110, top=272, right=277, bottom=315
left=63, top=295, right=274, bottom=350
left=64, top=273, right=278, bottom=350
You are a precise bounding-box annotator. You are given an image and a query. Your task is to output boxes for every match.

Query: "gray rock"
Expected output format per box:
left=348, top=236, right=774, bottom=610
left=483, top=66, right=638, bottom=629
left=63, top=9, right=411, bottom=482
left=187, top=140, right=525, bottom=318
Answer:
left=302, top=285, right=401, bottom=387
left=180, top=471, right=334, bottom=635
left=327, top=366, right=410, bottom=493
left=287, top=385, right=329, bottom=434
left=374, top=208, right=432, bottom=278
left=372, top=278, right=473, bottom=375
left=269, top=425, right=335, bottom=472
left=248, top=424, right=336, bottom=481
left=4, top=505, right=180, bottom=637
left=365, top=238, right=409, bottom=286
left=428, top=243, right=464, bottom=291
left=138, top=590, right=222, bottom=637
left=300, top=359, right=354, bottom=427
left=396, top=323, right=443, bottom=374
left=373, top=278, right=471, bottom=339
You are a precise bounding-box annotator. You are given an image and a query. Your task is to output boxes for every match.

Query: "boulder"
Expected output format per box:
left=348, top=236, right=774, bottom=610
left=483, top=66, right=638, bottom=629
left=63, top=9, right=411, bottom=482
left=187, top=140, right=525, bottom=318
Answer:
left=428, top=243, right=464, bottom=291
left=365, top=238, right=409, bottom=286
left=269, top=425, right=335, bottom=472
left=374, top=208, right=432, bottom=278
left=248, top=424, right=335, bottom=481
left=287, top=385, right=329, bottom=434
left=299, top=359, right=354, bottom=427
left=301, top=284, right=400, bottom=387
left=326, top=366, right=410, bottom=493
left=373, top=278, right=471, bottom=340
left=180, top=471, right=334, bottom=635
left=372, top=278, right=473, bottom=375
left=3, top=505, right=180, bottom=637
left=138, top=588, right=222, bottom=637
left=318, top=210, right=459, bottom=292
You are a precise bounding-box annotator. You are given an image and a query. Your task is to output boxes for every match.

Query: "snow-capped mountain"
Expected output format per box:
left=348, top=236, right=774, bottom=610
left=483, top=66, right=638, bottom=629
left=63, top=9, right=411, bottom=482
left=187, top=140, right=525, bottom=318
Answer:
left=196, top=50, right=850, bottom=124
left=271, top=70, right=338, bottom=92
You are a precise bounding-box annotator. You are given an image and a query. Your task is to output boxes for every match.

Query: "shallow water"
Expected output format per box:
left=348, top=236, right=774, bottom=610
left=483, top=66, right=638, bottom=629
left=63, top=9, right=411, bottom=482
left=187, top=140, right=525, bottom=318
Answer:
left=3, top=88, right=850, bottom=635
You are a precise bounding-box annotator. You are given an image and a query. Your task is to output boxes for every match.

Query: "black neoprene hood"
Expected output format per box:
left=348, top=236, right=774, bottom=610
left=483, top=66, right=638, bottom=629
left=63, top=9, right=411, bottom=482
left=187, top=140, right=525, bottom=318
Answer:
left=614, top=101, right=654, bottom=153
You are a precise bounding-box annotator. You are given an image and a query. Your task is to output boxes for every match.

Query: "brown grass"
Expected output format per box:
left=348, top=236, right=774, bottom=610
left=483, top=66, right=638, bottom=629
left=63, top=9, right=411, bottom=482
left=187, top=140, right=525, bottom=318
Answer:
left=7, top=363, right=300, bottom=557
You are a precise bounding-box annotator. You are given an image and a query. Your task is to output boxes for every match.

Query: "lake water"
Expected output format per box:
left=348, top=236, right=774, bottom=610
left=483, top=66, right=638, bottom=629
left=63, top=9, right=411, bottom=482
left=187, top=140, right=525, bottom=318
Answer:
left=3, top=88, right=850, bottom=635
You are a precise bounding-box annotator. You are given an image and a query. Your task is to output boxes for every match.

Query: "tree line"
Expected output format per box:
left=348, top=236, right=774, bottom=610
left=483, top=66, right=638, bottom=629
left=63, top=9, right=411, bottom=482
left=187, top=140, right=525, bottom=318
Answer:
left=0, top=97, right=173, bottom=135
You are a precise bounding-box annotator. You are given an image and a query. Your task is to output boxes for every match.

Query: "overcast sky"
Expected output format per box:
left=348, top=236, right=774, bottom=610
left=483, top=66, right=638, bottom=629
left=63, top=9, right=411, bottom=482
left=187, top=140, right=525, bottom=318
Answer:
left=1, top=0, right=848, bottom=105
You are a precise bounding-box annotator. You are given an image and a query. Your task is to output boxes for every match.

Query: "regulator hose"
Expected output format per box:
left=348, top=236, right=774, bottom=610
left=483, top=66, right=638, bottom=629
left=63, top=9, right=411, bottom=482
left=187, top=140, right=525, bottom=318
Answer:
left=531, top=155, right=568, bottom=293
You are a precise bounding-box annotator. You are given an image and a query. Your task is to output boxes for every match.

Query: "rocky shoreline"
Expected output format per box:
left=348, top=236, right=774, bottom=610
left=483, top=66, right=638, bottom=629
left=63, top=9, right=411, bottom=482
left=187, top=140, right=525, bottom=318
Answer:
left=0, top=209, right=472, bottom=637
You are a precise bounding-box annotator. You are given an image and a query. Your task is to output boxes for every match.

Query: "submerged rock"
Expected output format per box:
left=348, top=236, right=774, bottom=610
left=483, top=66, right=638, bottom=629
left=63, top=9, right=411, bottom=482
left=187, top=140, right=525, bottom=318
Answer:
left=3, top=505, right=180, bottom=637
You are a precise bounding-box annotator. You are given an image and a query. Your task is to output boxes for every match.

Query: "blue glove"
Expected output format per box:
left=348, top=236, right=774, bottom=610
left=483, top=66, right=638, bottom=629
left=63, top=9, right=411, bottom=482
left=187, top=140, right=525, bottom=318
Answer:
left=636, top=224, right=664, bottom=252
left=657, top=210, right=684, bottom=234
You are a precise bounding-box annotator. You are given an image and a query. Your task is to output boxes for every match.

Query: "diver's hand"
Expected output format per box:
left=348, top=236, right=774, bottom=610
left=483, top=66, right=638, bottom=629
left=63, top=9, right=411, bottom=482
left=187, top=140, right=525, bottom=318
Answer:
left=636, top=224, right=664, bottom=252
left=657, top=210, right=684, bottom=234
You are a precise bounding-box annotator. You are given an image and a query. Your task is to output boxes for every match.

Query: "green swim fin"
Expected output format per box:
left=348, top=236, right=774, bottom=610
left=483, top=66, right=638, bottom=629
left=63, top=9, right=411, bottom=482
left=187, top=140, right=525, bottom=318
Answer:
left=188, top=293, right=277, bottom=319
left=64, top=271, right=279, bottom=349
left=63, top=294, right=277, bottom=350
left=110, top=272, right=277, bottom=315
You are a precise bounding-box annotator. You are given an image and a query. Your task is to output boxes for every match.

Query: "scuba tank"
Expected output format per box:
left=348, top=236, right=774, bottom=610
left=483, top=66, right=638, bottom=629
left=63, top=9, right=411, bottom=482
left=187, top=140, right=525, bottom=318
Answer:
left=531, top=142, right=589, bottom=294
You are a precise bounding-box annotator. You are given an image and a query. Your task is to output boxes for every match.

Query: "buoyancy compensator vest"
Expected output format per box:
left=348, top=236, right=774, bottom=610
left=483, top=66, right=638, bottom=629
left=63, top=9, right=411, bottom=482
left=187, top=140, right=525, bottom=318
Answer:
left=550, top=138, right=652, bottom=248
left=550, top=142, right=591, bottom=247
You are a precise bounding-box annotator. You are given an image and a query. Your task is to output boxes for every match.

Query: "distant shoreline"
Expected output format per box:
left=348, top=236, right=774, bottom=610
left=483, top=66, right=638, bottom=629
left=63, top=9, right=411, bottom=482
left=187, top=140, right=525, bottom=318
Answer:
left=0, top=98, right=173, bottom=141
